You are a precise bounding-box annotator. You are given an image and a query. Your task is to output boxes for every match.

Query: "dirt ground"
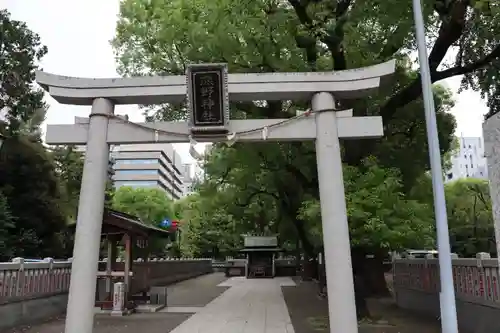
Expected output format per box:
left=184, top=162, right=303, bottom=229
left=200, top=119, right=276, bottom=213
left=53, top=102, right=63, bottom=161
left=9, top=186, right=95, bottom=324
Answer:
left=282, top=277, right=441, bottom=333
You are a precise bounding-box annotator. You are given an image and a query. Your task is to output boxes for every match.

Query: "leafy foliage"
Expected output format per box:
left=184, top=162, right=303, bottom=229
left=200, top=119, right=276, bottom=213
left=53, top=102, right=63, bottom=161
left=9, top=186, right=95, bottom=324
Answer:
left=112, top=186, right=174, bottom=226
left=0, top=9, right=48, bottom=137
left=298, top=159, right=435, bottom=251
left=111, top=0, right=498, bottom=313
left=0, top=190, right=15, bottom=261
left=174, top=193, right=242, bottom=258
left=0, top=11, right=76, bottom=259
left=0, top=138, right=69, bottom=258
left=445, top=178, right=494, bottom=256
left=51, top=146, right=84, bottom=222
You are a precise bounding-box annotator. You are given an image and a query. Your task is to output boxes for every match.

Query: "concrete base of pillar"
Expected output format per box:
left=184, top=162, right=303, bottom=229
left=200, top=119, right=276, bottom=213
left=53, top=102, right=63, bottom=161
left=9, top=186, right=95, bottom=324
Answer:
left=110, top=309, right=132, bottom=317
left=135, top=304, right=165, bottom=313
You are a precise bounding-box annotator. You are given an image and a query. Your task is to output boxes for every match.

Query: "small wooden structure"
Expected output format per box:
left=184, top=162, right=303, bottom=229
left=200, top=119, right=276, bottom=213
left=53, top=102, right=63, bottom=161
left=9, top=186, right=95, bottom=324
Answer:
left=240, top=235, right=281, bottom=279
left=71, top=208, right=171, bottom=310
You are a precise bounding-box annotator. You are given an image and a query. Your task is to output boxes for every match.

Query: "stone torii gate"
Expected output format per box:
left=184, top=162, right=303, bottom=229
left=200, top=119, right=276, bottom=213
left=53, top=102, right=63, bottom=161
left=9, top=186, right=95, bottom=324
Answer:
left=38, top=60, right=395, bottom=333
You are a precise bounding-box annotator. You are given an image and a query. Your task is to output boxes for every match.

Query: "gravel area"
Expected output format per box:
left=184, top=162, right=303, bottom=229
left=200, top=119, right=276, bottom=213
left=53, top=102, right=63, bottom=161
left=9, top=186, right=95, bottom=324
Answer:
left=281, top=277, right=441, bottom=333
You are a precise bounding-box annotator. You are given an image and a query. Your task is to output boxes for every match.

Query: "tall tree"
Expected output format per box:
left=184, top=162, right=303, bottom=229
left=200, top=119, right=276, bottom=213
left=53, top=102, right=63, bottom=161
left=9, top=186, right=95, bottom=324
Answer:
left=0, top=11, right=73, bottom=259
left=112, top=186, right=177, bottom=256
left=112, top=0, right=460, bottom=188
left=51, top=146, right=85, bottom=222
left=112, top=186, right=174, bottom=226
left=0, top=137, right=69, bottom=258
left=0, top=9, right=48, bottom=137
left=445, top=178, right=494, bottom=256
left=111, top=0, right=494, bottom=316
left=0, top=190, right=15, bottom=261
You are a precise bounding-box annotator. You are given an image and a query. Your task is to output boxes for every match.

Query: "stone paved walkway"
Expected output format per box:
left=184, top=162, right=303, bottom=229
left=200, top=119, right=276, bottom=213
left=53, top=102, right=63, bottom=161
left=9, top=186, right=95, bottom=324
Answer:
left=168, top=277, right=296, bottom=333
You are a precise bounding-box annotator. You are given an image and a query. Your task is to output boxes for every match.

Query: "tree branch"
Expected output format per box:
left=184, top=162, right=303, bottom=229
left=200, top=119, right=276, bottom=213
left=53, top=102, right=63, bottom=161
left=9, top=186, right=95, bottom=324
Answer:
left=289, top=0, right=351, bottom=71
left=377, top=25, right=405, bottom=60
left=428, top=0, right=469, bottom=71
left=323, top=0, right=351, bottom=70
left=289, top=0, right=318, bottom=70
left=434, top=44, right=500, bottom=81
left=235, top=187, right=280, bottom=207
left=379, top=0, right=471, bottom=122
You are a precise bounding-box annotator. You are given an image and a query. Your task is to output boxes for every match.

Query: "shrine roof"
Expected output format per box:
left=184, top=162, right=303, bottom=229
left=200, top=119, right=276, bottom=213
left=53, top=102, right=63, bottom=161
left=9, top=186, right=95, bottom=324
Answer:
left=239, top=247, right=283, bottom=252
left=69, top=209, right=171, bottom=238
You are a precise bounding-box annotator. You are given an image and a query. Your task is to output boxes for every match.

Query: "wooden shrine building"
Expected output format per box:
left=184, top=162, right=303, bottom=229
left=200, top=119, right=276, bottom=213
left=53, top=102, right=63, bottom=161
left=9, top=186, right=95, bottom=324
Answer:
left=240, top=235, right=281, bottom=278
left=71, top=208, right=171, bottom=310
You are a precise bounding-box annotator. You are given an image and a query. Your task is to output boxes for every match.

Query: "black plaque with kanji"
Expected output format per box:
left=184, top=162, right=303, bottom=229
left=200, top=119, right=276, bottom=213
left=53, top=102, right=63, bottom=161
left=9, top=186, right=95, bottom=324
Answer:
left=189, top=67, right=225, bottom=127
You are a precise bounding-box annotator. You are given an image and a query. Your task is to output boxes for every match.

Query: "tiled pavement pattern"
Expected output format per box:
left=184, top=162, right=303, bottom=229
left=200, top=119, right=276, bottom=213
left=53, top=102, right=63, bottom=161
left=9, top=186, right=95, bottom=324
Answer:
left=168, top=277, right=296, bottom=333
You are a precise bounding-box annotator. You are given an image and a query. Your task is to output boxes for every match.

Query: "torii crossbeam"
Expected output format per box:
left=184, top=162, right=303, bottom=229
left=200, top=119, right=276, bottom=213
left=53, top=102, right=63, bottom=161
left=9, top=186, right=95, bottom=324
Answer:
left=39, top=60, right=395, bottom=333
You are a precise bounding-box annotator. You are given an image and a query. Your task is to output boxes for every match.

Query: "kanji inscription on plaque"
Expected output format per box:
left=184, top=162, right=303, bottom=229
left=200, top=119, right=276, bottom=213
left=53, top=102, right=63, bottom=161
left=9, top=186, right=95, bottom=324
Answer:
left=187, top=64, right=228, bottom=129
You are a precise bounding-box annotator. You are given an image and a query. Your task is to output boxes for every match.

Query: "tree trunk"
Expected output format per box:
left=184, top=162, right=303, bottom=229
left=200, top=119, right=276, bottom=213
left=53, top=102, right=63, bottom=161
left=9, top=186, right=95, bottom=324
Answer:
left=292, top=218, right=317, bottom=280
left=295, top=237, right=301, bottom=274
left=352, top=247, right=390, bottom=297
left=363, top=258, right=391, bottom=297
left=354, top=273, right=370, bottom=320
left=351, top=249, right=370, bottom=319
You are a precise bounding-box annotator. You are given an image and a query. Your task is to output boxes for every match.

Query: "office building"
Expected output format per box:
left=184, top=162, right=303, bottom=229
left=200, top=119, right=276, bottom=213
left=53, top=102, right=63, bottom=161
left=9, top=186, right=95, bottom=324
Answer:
left=71, top=117, right=185, bottom=199
left=445, top=136, right=488, bottom=182
left=112, top=144, right=184, bottom=199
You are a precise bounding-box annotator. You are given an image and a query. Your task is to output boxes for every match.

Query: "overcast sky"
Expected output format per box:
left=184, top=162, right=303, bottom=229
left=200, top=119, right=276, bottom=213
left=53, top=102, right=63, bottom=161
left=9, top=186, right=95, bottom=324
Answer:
left=3, top=0, right=489, bottom=164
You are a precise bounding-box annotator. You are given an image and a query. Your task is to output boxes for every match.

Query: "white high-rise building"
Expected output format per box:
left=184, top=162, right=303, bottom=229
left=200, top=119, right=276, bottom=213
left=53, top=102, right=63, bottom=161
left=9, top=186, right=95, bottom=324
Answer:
left=71, top=116, right=186, bottom=199
left=181, top=163, right=195, bottom=196
left=445, top=136, right=488, bottom=182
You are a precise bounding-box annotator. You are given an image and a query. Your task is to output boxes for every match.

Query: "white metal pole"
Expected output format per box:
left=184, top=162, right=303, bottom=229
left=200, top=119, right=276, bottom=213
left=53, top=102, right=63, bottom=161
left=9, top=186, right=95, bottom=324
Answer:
left=313, top=92, right=358, bottom=333
left=65, top=98, right=114, bottom=333
left=411, top=0, right=458, bottom=332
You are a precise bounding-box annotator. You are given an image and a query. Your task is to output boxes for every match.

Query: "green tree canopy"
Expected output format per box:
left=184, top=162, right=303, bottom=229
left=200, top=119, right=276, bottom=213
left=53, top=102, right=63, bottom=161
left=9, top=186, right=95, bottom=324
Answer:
left=174, top=192, right=242, bottom=258
left=0, top=190, right=15, bottom=261
left=445, top=178, right=494, bottom=257
left=112, top=186, right=174, bottom=226
left=110, top=0, right=497, bottom=316
left=51, top=146, right=85, bottom=222
left=299, top=159, right=435, bottom=252
left=0, top=137, right=69, bottom=258
left=0, top=9, right=48, bottom=137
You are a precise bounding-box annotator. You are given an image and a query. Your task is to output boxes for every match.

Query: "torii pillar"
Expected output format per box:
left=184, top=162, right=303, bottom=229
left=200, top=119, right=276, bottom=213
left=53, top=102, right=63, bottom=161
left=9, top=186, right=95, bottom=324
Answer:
left=483, top=115, right=500, bottom=265
left=38, top=59, right=395, bottom=333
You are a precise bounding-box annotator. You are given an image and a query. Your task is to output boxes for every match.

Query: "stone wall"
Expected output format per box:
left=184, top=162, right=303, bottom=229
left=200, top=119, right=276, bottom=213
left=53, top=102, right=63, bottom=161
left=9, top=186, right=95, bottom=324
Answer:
left=393, top=253, right=500, bottom=333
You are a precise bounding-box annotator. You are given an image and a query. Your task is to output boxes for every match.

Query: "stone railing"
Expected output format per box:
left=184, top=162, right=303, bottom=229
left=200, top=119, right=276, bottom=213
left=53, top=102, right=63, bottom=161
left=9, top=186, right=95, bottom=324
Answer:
left=393, top=252, right=500, bottom=333
left=0, top=257, right=212, bottom=330
left=0, top=258, right=72, bottom=304
left=0, top=257, right=212, bottom=304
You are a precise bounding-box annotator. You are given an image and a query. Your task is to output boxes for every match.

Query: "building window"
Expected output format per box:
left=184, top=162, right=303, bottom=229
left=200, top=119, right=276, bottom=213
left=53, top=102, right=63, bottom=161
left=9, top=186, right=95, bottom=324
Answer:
left=115, top=159, right=158, bottom=165
left=114, top=170, right=158, bottom=176
left=114, top=180, right=158, bottom=188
